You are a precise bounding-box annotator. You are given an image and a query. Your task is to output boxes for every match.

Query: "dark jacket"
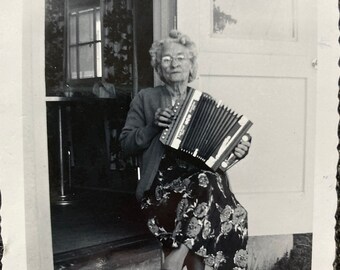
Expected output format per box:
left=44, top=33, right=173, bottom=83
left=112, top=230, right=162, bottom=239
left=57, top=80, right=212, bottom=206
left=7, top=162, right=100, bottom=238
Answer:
left=119, top=85, right=173, bottom=200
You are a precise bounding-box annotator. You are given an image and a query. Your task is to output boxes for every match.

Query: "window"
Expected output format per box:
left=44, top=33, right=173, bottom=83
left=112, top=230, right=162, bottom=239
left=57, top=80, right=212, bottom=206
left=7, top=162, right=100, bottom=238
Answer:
left=68, top=6, right=102, bottom=80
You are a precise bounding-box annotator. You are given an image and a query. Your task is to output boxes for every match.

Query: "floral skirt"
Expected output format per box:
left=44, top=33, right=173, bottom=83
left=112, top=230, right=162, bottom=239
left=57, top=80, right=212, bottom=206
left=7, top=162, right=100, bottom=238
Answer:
left=141, top=153, right=249, bottom=270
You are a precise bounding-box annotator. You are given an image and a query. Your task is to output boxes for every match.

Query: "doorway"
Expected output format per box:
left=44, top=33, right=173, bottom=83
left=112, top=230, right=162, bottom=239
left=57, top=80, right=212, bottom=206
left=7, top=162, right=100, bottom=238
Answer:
left=45, top=0, right=156, bottom=267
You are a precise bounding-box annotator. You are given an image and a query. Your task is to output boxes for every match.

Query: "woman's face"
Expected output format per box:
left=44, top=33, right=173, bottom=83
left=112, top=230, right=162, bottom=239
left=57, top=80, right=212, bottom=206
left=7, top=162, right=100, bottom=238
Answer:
left=160, top=42, right=193, bottom=85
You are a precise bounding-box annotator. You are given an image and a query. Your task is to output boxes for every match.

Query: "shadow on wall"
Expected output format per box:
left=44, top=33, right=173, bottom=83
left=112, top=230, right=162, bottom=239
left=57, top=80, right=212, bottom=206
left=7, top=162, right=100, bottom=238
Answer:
left=247, top=233, right=312, bottom=270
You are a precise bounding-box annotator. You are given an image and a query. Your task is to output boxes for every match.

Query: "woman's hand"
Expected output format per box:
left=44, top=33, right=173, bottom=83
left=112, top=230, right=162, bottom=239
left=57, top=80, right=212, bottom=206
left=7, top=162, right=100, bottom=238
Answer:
left=233, top=134, right=252, bottom=159
left=154, top=108, right=175, bottom=128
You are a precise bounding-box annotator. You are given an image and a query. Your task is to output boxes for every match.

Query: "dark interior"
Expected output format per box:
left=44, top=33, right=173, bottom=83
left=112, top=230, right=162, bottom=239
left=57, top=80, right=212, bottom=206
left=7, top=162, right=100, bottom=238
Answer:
left=45, top=0, right=155, bottom=267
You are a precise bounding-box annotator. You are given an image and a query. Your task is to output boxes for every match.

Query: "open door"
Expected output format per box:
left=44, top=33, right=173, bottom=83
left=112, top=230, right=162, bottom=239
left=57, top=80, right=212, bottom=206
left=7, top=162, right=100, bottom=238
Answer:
left=177, top=0, right=317, bottom=236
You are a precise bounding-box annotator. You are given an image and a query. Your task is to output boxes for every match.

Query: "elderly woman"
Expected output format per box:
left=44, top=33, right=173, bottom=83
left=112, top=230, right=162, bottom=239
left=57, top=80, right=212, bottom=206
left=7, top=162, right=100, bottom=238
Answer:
left=120, top=30, right=251, bottom=270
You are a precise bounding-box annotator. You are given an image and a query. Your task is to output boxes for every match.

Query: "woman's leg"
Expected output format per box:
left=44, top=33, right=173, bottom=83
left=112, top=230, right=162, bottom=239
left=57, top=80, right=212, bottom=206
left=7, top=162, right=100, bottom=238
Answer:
left=161, top=244, right=189, bottom=270
left=183, top=252, right=205, bottom=270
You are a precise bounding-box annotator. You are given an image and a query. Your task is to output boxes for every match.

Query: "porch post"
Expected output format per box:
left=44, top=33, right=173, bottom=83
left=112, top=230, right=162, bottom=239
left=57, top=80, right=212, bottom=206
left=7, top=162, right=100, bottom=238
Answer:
left=0, top=0, right=53, bottom=269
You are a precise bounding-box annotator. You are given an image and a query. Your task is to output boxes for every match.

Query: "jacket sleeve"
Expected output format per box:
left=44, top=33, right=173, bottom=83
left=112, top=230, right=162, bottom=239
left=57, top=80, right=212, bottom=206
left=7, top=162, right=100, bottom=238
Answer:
left=119, top=92, right=161, bottom=156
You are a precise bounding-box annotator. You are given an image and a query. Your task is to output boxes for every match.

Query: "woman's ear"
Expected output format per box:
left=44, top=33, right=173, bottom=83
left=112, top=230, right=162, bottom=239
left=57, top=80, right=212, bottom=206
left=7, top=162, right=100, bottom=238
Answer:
left=156, top=64, right=162, bottom=74
left=188, top=66, right=195, bottom=82
left=155, top=65, right=164, bottom=82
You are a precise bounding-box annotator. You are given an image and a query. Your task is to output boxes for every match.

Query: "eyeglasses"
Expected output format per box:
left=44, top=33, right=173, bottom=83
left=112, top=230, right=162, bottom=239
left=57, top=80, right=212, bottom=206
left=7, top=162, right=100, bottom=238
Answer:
left=161, top=55, right=188, bottom=66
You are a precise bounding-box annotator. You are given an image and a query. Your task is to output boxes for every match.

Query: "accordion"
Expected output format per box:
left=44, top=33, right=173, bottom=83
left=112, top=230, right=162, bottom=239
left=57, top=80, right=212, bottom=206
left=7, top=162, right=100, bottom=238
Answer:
left=160, top=89, right=253, bottom=172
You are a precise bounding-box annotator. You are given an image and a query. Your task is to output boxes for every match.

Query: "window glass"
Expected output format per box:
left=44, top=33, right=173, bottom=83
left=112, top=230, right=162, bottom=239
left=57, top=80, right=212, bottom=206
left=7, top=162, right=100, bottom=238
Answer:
left=79, top=9, right=94, bottom=43
left=70, top=47, right=77, bottom=79
left=95, top=9, right=101, bottom=40
left=69, top=15, right=77, bottom=45
left=68, top=6, right=101, bottom=81
left=79, top=44, right=95, bottom=78
left=96, top=42, right=102, bottom=77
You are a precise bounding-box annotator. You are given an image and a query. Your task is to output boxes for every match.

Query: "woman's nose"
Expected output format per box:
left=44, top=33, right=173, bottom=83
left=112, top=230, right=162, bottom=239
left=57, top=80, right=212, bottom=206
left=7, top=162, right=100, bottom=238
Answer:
left=171, top=58, right=180, bottom=67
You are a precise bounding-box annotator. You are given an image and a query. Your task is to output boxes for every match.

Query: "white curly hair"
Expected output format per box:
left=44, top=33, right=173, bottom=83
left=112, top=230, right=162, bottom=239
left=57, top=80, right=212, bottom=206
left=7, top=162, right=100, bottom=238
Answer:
left=149, top=29, right=198, bottom=83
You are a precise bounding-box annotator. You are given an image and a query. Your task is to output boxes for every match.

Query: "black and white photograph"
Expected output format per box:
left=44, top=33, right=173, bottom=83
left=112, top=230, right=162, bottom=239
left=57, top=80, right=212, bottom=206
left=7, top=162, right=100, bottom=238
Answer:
left=0, top=0, right=338, bottom=269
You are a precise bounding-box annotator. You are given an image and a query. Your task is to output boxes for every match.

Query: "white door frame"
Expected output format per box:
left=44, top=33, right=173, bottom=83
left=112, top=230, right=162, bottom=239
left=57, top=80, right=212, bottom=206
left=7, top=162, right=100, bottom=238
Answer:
left=1, top=0, right=53, bottom=269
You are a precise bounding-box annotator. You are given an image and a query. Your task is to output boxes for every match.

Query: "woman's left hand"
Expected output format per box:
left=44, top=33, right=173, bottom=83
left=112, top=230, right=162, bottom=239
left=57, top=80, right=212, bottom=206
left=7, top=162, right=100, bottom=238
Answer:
left=233, top=134, right=252, bottom=159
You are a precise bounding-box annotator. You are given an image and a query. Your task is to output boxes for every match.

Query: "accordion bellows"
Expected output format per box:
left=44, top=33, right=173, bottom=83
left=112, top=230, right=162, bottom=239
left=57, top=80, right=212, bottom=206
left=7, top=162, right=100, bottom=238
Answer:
left=160, top=89, right=253, bottom=172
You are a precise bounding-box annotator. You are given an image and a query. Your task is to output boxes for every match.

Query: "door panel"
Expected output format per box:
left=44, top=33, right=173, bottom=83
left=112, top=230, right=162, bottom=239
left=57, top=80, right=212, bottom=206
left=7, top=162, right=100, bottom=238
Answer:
left=201, top=76, right=307, bottom=194
left=211, top=0, right=297, bottom=41
left=177, top=0, right=316, bottom=236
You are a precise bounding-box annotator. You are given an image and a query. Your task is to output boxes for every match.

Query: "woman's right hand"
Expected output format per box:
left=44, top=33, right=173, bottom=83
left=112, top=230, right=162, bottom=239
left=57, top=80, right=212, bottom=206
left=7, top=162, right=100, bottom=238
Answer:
left=154, top=108, right=174, bottom=128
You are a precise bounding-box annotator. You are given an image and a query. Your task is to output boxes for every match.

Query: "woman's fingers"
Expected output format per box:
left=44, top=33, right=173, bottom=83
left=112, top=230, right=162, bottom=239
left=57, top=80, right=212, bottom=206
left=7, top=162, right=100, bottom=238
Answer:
left=154, top=108, right=175, bottom=127
left=233, top=139, right=251, bottom=159
left=236, top=141, right=250, bottom=151
left=234, top=148, right=246, bottom=158
left=159, top=108, right=174, bottom=119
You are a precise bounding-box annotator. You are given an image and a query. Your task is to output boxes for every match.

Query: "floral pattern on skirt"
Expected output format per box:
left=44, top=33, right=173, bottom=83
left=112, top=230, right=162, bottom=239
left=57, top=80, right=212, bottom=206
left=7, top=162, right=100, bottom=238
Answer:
left=141, top=150, right=248, bottom=270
